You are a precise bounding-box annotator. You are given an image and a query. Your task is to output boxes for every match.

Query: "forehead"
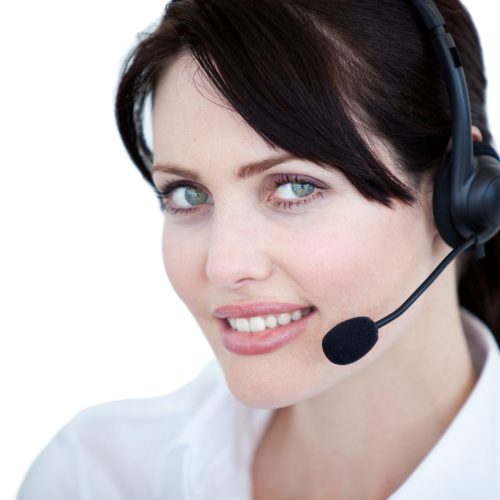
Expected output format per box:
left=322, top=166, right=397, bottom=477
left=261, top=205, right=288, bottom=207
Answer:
left=152, top=54, right=278, bottom=171
left=151, top=54, right=411, bottom=191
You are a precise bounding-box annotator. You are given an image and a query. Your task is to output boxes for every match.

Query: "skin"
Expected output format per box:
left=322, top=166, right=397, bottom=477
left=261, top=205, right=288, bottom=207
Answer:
left=152, top=54, right=479, bottom=499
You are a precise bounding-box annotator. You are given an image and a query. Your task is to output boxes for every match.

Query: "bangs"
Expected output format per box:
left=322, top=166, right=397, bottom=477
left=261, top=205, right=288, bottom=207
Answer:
left=117, top=0, right=426, bottom=205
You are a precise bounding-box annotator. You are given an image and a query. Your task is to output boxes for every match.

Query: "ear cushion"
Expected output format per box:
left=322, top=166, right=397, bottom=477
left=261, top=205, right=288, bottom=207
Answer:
left=472, top=141, right=500, bottom=161
left=432, top=152, right=466, bottom=248
left=433, top=141, right=500, bottom=248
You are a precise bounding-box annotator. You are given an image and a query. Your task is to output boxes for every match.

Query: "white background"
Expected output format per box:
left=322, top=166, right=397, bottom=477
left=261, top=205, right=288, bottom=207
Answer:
left=1, top=1, right=498, bottom=499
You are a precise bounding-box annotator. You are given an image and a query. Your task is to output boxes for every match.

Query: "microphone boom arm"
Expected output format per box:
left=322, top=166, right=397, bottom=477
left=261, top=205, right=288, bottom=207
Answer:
left=375, top=237, right=476, bottom=329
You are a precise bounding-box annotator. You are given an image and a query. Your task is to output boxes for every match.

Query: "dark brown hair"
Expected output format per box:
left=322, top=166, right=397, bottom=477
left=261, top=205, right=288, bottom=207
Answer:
left=115, top=0, right=499, bottom=341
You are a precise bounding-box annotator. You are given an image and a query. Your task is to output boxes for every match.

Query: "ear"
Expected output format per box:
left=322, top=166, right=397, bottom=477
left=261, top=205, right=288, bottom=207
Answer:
left=433, top=125, right=484, bottom=254
left=471, top=125, right=483, bottom=142
left=446, top=125, right=483, bottom=150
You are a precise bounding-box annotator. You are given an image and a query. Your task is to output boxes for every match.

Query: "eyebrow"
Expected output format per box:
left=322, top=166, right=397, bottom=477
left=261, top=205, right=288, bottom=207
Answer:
left=151, top=153, right=298, bottom=181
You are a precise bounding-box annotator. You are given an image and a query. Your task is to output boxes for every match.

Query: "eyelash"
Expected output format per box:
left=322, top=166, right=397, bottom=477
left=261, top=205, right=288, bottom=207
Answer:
left=153, top=174, right=328, bottom=215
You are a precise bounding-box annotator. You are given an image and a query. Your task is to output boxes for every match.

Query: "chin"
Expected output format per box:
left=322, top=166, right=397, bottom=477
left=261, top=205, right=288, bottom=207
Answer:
left=224, top=375, right=297, bottom=409
left=219, top=360, right=336, bottom=410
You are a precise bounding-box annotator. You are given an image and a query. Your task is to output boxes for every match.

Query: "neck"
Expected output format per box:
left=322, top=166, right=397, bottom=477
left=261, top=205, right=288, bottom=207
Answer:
left=253, top=272, right=478, bottom=499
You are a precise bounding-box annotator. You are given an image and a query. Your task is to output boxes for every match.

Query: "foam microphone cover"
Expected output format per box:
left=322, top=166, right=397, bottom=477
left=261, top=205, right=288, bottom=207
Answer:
left=322, top=317, right=379, bottom=365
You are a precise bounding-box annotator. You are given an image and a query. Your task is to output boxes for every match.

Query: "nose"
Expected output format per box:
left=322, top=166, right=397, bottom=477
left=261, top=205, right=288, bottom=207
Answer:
left=205, top=206, right=273, bottom=289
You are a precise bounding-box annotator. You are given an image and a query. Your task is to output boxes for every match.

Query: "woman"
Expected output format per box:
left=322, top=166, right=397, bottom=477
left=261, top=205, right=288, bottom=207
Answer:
left=18, top=0, right=500, bottom=498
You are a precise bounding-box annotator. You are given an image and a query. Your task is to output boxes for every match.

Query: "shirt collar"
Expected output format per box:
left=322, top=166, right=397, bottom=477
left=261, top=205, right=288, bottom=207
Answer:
left=389, top=309, right=500, bottom=498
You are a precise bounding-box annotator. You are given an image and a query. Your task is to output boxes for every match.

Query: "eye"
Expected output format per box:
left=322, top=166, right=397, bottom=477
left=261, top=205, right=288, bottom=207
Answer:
left=153, top=180, right=211, bottom=214
left=275, top=181, right=316, bottom=200
left=267, top=173, right=329, bottom=211
left=171, top=186, right=209, bottom=208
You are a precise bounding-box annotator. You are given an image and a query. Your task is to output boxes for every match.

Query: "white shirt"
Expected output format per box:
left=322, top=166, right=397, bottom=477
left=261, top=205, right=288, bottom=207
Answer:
left=18, top=310, right=500, bottom=500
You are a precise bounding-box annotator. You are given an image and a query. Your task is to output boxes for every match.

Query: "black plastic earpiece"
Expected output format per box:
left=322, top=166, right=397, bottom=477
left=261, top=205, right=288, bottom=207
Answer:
left=433, top=141, right=500, bottom=249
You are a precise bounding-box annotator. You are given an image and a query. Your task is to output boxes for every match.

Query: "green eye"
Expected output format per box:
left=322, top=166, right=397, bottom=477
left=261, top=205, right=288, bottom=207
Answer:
left=184, top=186, right=208, bottom=206
left=291, top=183, right=315, bottom=197
left=276, top=182, right=315, bottom=200
left=171, top=186, right=208, bottom=208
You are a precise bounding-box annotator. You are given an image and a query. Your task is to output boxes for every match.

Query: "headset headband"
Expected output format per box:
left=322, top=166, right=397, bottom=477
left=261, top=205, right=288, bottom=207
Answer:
left=409, top=0, right=474, bottom=238
left=408, top=0, right=500, bottom=252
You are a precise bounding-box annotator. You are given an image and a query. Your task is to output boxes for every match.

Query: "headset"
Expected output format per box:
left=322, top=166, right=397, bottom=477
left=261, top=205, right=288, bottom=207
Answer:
left=322, top=0, right=500, bottom=364
left=411, top=0, right=500, bottom=252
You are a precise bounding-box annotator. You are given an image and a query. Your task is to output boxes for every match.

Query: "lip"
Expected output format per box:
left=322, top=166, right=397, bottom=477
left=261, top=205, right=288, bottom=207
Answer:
left=218, top=308, right=316, bottom=356
left=214, top=302, right=313, bottom=319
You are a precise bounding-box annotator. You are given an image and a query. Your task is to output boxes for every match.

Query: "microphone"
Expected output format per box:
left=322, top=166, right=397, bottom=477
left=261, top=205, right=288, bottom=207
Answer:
left=321, top=236, right=477, bottom=365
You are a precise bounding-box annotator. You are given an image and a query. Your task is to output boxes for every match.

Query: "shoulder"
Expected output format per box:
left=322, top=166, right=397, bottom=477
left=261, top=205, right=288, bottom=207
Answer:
left=67, top=358, right=227, bottom=425
left=62, top=359, right=226, bottom=449
left=17, top=360, right=228, bottom=500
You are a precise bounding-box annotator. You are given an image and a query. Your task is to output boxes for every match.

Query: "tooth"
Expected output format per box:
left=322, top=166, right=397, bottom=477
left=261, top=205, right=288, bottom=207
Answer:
left=249, top=317, right=266, bottom=333
left=228, top=308, right=312, bottom=332
left=235, top=318, right=250, bottom=332
left=277, top=313, right=292, bottom=325
left=265, top=315, right=278, bottom=328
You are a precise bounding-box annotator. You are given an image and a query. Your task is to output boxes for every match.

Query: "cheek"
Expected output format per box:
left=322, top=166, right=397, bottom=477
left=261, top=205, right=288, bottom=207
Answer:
left=277, top=202, right=428, bottom=322
left=161, top=221, right=205, bottom=312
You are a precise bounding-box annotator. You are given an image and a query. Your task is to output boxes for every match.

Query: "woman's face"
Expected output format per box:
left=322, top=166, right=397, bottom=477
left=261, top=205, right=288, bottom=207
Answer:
left=152, top=54, right=439, bottom=409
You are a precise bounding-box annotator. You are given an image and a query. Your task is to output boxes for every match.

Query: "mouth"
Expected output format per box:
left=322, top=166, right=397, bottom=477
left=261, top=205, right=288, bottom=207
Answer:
left=216, top=305, right=317, bottom=355
left=226, top=306, right=313, bottom=333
